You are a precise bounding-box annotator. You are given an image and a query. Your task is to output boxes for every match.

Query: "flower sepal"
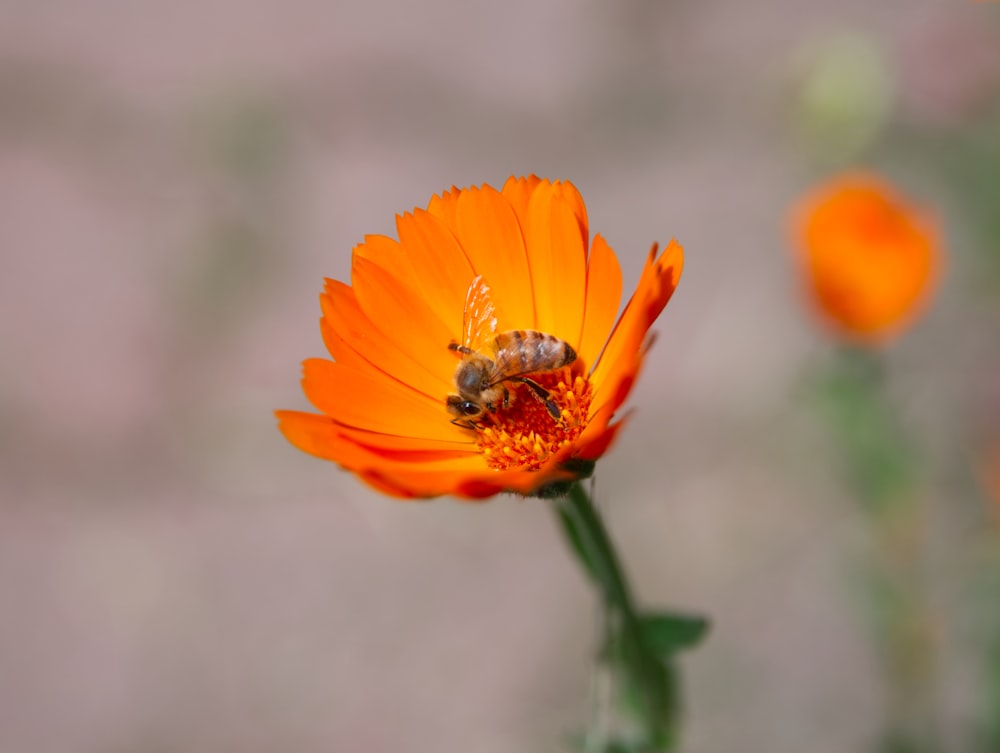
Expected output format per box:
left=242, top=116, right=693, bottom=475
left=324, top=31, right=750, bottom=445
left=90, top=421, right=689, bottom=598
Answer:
left=524, top=458, right=596, bottom=499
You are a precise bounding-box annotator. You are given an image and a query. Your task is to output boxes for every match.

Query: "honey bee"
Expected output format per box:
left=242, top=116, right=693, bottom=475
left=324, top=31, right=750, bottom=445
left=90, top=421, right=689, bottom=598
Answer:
left=446, top=276, right=577, bottom=426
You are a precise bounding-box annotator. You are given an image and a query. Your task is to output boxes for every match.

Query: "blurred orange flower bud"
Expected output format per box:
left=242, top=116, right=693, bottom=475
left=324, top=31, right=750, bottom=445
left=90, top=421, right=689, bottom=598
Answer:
left=790, top=172, right=941, bottom=344
left=982, top=443, right=1000, bottom=527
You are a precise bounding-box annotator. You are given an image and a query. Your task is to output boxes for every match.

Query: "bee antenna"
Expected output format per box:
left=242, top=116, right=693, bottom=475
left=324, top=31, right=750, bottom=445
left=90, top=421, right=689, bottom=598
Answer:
left=448, top=342, right=475, bottom=356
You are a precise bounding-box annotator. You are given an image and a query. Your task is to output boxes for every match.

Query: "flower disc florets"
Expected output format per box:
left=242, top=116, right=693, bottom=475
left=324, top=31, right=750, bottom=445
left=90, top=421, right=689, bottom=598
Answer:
left=474, top=368, right=592, bottom=471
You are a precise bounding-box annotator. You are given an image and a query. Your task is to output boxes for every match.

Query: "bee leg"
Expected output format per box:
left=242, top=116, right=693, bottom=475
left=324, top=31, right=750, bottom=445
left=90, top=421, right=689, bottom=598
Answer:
left=502, top=386, right=511, bottom=409
left=512, top=377, right=562, bottom=421
left=450, top=416, right=480, bottom=431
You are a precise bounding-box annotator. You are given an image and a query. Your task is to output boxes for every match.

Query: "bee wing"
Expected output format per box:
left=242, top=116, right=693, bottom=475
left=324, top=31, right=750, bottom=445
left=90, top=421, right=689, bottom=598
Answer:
left=461, top=275, right=501, bottom=355
left=488, top=346, right=525, bottom=385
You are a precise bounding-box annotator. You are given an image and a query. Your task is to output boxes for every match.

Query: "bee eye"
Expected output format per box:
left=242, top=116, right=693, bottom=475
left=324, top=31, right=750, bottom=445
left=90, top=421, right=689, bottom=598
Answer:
left=460, top=402, right=480, bottom=416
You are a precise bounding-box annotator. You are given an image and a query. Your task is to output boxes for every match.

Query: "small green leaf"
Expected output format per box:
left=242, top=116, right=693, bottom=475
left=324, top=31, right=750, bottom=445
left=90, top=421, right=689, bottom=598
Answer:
left=604, top=612, right=710, bottom=661
left=639, top=612, right=711, bottom=656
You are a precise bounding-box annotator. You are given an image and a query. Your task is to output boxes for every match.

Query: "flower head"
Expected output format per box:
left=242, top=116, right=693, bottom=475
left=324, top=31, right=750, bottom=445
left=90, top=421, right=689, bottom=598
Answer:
left=790, top=172, right=940, bottom=344
left=277, top=176, right=683, bottom=499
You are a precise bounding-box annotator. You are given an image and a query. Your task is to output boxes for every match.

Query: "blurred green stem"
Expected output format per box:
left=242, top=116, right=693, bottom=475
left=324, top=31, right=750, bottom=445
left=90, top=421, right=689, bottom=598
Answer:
left=989, top=613, right=1000, bottom=751
left=555, top=481, right=681, bottom=753
left=560, top=482, right=637, bottom=617
left=822, top=348, right=940, bottom=753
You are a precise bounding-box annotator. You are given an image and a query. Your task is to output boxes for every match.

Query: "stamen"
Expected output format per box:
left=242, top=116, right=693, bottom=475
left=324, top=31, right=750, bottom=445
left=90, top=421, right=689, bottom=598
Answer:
left=470, top=367, right=593, bottom=471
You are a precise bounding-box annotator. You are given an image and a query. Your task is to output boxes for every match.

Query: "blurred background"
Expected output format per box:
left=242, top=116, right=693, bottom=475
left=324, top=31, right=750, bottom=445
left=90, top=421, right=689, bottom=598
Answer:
left=2, top=0, right=1000, bottom=751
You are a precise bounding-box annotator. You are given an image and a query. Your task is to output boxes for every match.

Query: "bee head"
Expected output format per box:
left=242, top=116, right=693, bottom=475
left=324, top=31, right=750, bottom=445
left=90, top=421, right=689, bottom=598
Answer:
left=454, top=359, right=491, bottom=398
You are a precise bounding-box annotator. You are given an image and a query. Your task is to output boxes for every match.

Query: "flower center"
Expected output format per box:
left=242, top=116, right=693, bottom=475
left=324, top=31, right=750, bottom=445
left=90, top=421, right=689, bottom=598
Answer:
left=474, top=368, right=593, bottom=471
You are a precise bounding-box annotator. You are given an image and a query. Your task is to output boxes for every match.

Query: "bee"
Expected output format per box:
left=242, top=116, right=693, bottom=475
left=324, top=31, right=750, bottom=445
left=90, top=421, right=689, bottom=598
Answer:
left=446, top=276, right=577, bottom=426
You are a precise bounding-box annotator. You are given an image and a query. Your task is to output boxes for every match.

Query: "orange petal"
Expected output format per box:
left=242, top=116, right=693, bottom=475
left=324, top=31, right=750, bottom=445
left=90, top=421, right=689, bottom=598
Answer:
left=577, top=233, right=623, bottom=369
left=301, top=358, right=462, bottom=442
left=277, top=411, right=447, bottom=464
left=501, top=175, right=543, bottom=221
left=276, top=411, right=456, bottom=466
left=277, top=410, right=352, bottom=463
left=590, top=240, right=684, bottom=416
left=320, top=279, right=453, bottom=401
left=278, top=410, right=575, bottom=500
left=453, top=184, right=536, bottom=330
left=277, top=410, right=484, bottom=475
left=327, top=423, right=474, bottom=454
left=395, top=209, right=476, bottom=340
left=344, top=445, right=489, bottom=472
left=278, top=409, right=477, bottom=459
left=575, top=415, right=629, bottom=461
left=353, top=232, right=420, bottom=284
left=426, top=185, right=462, bottom=229
left=350, top=253, right=457, bottom=393
left=521, top=180, right=589, bottom=346
left=358, top=462, right=575, bottom=500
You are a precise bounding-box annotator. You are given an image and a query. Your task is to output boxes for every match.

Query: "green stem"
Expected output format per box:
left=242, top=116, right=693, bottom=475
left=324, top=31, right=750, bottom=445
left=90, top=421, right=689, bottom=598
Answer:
left=561, top=481, right=637, bottom=613
left=822, top=347, right=940, bottom=753
left=556, top=481, right=677, bottom=752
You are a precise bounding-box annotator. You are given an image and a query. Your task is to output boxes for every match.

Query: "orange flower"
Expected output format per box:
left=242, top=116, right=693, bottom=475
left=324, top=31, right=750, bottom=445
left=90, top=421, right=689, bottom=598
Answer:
left=790, top=172, right=940, bottom=343
left=276, top=176, right=684, bottom=499
left=982, top=443, right=1000, bottom=527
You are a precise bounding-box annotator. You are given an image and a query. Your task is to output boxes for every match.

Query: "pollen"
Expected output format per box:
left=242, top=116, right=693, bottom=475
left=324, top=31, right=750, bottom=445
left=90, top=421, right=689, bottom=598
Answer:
left=473, top=368, right=593, bottom=471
